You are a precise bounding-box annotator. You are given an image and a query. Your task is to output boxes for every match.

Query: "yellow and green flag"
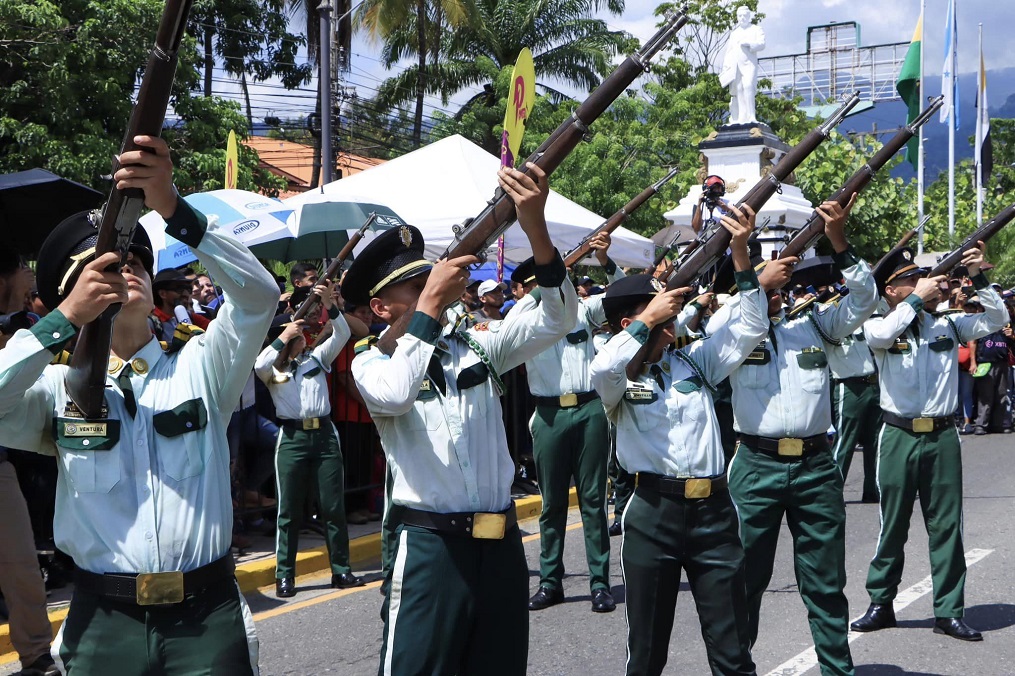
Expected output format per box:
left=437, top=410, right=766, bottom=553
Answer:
left=499, top=48, right=535, bottom=169
left=225, top=130, right=238, bottom=189
left=896, top=13, right=922, bottom=169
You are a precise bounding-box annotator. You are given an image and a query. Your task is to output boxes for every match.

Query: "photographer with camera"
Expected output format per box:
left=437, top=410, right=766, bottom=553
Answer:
left=0, top=246, right=58, bottom=676
left=690, top=175, right=729, bottom=235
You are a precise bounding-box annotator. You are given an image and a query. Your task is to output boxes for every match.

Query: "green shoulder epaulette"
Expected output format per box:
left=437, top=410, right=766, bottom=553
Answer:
left=165, top=322, right=205, bottom=354
left=50, top=350, right=72, bottom=366
left=355, top=335, right=378, bottom=354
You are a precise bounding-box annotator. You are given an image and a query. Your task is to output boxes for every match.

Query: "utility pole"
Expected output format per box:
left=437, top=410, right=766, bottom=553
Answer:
left=319, top=0, right=333, bottom=185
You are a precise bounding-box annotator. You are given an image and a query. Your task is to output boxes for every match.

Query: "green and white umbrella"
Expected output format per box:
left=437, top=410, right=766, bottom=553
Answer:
left=265, top=193, right=406, bottom=260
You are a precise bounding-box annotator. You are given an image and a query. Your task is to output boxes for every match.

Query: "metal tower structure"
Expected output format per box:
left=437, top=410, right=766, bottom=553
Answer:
left=758, top=21, right=908, bottom=116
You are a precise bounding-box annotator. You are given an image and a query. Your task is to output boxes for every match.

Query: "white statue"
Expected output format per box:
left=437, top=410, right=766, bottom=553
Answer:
left=719, top=6, right=766, bottom=125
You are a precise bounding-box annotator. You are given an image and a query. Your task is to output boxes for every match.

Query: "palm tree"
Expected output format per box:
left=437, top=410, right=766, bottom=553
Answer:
left=357, top=0, right=475, bottom=148
left=370, top=0, right=629, bottom=125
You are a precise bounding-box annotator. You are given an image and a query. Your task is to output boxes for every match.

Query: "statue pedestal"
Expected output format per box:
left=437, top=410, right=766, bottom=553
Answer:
left=660, top=123, right=815, bottom=260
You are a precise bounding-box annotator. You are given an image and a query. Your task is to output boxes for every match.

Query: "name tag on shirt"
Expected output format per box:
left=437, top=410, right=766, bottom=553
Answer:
left=63, top=422, right=108, bottom=437
left=624, top=383, right=657, bottom=404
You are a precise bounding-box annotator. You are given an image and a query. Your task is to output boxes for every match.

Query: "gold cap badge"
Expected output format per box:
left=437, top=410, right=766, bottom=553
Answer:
left=400, top=226, right=412, bottom=247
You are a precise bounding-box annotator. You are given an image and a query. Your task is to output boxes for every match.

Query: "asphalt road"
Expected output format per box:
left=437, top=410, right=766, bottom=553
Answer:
left=5, top=431, right=1014, bottom=675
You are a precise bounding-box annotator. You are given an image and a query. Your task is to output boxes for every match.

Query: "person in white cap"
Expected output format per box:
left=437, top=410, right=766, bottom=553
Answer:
left=473, top=279, right=507, bottom=322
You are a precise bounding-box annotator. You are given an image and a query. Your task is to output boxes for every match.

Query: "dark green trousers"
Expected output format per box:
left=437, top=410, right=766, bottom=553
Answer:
left=866, top=424, right=967, bottom=618
left=531, top=399, right=610, bottom=591
left=378, top=524, right=528, bottom=676
left=607, top=423, right=635, bottom=522
left=621, top=486, right=755, bottom=676
left=55, top=582, right=256, bottom=675
left=830, top=378, right=880, bottom=496
left=728, top=442, right=854, bottom=676
left=274, top=425, right=351, bottom=578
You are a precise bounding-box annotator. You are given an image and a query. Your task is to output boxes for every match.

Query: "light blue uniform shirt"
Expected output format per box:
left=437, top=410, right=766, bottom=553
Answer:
left=0, top=199, right=278, bottom=575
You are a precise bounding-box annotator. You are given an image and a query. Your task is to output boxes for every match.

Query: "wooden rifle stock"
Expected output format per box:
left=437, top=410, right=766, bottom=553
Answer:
left=291, top=214, right=378, bottom=322
left=562, top=167, right=680, bottom=267
left=374, top=7, right=692, bottom=355
left=928, top=201, right=1015, bottom=277
left=624, top=92, right=861, bottom=379
left=65, top=0, right=195, bottom=419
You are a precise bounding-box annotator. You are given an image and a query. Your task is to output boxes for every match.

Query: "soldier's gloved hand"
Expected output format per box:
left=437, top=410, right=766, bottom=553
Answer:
left=59, top=252, right=129, bottom=328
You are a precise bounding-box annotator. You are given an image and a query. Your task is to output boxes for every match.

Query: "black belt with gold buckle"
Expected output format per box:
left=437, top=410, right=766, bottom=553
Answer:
left=636, top=473, right=727, bottom=499
left=532, top=391, right=600, bottom=409
left=400, top=506, right=517, bottom=540
left=834, top=374, right=878, bottom=386
left=740, top=433, right=828, bottom=459
left=280, top=417, right=323, bottom=431
left=74, top=555, right=234, bottom=606
left=881, top=411, right=952, bottom=434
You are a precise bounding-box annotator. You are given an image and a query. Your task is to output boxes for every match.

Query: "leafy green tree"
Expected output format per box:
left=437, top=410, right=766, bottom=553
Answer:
left=0, top=0, right=283, bottom=196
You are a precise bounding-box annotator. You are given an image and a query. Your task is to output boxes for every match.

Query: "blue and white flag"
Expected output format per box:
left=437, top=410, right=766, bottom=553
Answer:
left=940, top=0, right=959, bottom=129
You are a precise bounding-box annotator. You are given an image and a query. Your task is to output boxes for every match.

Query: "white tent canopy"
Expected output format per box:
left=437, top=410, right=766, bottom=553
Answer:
left=282, top=135, right=655, bottom=268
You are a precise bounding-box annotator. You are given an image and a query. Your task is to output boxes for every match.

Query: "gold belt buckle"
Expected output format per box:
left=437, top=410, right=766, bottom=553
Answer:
left=302, top=417, right=320, bottom=430
left=912, top=417, right=934, bottom=433
left=558, top=393, right=578, bottom=408
left=471, top=512, right=507, bottom=540
left=684, top=478, right=712, bottom=499
left=136, top=571, right=185, bottom=606
left=777, top=438, right=804, bottom=456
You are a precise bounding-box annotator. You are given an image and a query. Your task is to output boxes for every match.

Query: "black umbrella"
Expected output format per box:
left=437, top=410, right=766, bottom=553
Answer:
left=0, top=169, right=104, bottom=257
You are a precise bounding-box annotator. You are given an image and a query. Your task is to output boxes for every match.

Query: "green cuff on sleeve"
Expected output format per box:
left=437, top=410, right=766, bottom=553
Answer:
left=734, top=268, right=761, bottom=292
left=270, top=338, right=286, bottom=351
left=904, top=294, right=925, bottom=313
left=603, top=258, right=617, bottom=276
left=970, top=272, right=990, bottom=290
left=407, top=311, right=441, bottom=345
left=625, top=320, right=650, bottom=345
left=30, top=310, right=77, bottom=355
left=534, top=250, right=567, bottom=288
left=327, top=305, right=341, bottom=320
left=164, top=196, right=208, bottom=248
left=689, top=301, right=703, bottom=313
left=832, top=246, right=861, bottom=269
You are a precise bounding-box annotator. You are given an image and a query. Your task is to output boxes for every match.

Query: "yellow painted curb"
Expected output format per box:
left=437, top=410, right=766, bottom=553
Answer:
left=0, top=488, right=571, bottom=664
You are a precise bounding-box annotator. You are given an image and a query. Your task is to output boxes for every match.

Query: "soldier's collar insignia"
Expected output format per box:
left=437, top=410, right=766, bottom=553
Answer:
left=107, top=356, right=123, bottom=374
left=131, top=358, right=149, bottom=375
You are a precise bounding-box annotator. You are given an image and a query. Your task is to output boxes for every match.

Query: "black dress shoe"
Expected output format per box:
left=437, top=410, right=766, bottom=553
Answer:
left=20, top=653, right=59, bottom=676
left=332, top=572, right=365, bottom=589
left=591, top=588, right=616, bottom=613
left=861, top=492, right=880, bottom=504
left=528, top=586, right=564, bottom=611
left=850, top=603, right=896, bottom=632
left=934, top=617, right=983, bottom=641
left=275, top=577, right=296, bottom=598
left=609, top=520, right=623, bottom=537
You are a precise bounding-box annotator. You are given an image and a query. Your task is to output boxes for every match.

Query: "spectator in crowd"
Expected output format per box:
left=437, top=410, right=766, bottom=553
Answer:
left=576, top=276, right=594, bottom=298
left=960, top=295, right=983, bottom=434
left=473, top=279, right=507, bottom=321
left=0, top=248, right=58, bottom=676
left=192, top=273, right=221, bottom=316
left=151, top=267, right=210, bottom=341
left=290, top=262, right=319, bottom=289
left=972, top=293, right=1013, bottom=434
left=461, top=278, right=482, bottom=312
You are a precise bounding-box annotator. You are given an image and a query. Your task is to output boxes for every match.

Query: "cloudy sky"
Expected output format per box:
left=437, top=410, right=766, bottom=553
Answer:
left=226, top=0, right=1013, bottom=138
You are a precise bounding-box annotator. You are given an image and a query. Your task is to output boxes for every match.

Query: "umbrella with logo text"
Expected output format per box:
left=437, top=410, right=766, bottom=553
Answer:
left=140, top=189, right=293, bottom=271
left=274, top=191, right=406, bottom=260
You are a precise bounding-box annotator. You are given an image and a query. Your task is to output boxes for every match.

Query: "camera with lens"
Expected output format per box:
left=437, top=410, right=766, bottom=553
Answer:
left=701, top=174, right=727, bottom=212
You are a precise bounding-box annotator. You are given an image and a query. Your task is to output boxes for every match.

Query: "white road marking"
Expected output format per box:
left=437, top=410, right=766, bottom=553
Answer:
left=764, top=548, right=994, bottom=676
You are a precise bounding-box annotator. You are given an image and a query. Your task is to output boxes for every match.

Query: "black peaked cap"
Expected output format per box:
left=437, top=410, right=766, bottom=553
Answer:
left=341, top=224, right=432, bottom=306
left=872, top=246, right=927, bottom=294
left=602, top=273, right=665, bottom=320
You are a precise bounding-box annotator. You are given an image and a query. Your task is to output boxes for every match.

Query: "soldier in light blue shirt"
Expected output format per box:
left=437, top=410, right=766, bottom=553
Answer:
left=0, top=136, right=278, bottom=675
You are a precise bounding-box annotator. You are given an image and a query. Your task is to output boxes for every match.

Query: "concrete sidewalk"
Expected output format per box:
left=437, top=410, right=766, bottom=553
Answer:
left=0, top=489, right=573, bottom=665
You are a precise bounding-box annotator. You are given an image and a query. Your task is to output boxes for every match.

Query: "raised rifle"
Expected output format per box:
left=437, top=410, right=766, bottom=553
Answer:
left=65, top=0, right=195, bottom=419
left=926, top=201, right=1015, bottom=277
left=625, top=92, right=861, bottom=379
left=562, top=167, right=680, bottom=267
left=374, top=7, right=692, bottom=355
left=290, top=213, right=385, bottom=322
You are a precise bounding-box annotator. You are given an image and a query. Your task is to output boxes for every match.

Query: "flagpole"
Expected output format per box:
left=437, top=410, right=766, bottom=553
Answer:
left=976, top=23, right=984, bottom=227
left=947, top=1, right=957, bottom=248
left=917, top=0, right=926, bottom=255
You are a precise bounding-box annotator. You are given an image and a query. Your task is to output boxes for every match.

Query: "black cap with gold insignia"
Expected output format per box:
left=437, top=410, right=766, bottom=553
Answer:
left=341, top=224, right=432, bottom=306
left=36, top=210, right=154, bottom=312
left=789, top=255, right=841, bottom=291
left=872, top=246, right=927, bottom=294
left=510, top=256, right=536, bottom=287
left=602, top=273, right=665, bottom=321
